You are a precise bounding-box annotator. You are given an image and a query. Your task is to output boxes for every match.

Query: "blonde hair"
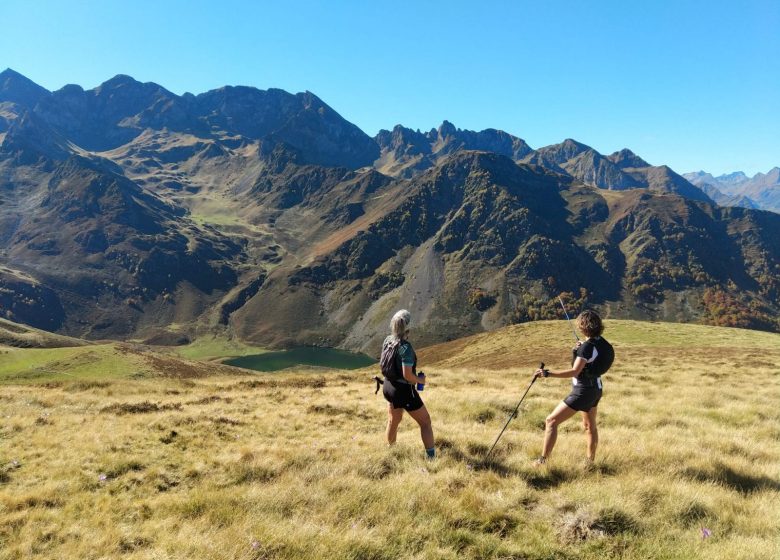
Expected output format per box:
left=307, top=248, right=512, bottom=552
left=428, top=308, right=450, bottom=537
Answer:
left=390, top=309, right=411, bottom=341
left=577, top=310, right=604, bottom=338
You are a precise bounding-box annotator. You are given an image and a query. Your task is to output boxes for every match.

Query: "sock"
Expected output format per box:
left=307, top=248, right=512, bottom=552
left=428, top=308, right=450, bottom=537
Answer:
left=425, top=447, right=435, bottom=459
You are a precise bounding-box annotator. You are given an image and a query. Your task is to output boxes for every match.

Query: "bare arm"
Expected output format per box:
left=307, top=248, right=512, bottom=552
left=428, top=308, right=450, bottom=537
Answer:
left=535, top=357, right=586, bottom=379
left=402, top=365, right=424, bottom=385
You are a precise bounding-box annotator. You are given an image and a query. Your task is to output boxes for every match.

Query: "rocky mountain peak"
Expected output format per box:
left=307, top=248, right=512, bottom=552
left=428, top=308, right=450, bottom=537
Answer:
left=55, top=83, right=86, bottom=97
left=716, top=171, right=749, bottom=185
left=93, top=74, right=175, bottom=103
left=99, top=73, right=140, bottom=88
left=0, top=68, right=50, bottom=107
left=375, top=125, right=429, bottom=152
left=683, top=170, right=713, bottom=180
left=561, top=138, right=589, bottom=152
left=608, top=148, right=650, bottom=169
left=748, top=167, right=780, bottom=189
left=540, top=138, right=591, bottom=163
left=298, top=89, right=327, bottom=109
left=438, top=120, right=457, bottom=138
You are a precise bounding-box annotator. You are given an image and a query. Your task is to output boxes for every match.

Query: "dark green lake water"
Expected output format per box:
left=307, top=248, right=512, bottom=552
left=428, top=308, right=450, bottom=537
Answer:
left=224, top=347, right=376, bottom=372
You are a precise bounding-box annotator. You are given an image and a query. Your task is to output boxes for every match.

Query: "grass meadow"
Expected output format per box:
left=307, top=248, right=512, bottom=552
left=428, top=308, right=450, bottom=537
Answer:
left=0, top=320, right=778, bottom=559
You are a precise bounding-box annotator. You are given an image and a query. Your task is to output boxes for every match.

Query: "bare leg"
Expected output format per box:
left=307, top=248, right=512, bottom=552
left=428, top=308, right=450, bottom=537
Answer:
left=542, top=401, right=578, bottom=459
left=407, top=405, right=434, bottom=450
left=581, top=407, right=598, bottom=461
left=386, top=404, right=404, bottom=445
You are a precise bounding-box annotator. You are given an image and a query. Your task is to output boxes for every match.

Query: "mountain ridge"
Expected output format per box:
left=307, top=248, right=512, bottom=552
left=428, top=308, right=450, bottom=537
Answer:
left=683, top=167, right=780, bottom=213
left=1, top=70, right=778, bottom=350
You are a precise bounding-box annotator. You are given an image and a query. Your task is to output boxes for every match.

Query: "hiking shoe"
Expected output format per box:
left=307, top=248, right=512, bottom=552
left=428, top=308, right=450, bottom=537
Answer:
left=532, top=456, right=547, bottom=467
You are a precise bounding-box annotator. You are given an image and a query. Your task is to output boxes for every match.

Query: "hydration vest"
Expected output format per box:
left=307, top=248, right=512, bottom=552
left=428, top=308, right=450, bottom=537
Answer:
left=379, top=337, right=403, bottom=382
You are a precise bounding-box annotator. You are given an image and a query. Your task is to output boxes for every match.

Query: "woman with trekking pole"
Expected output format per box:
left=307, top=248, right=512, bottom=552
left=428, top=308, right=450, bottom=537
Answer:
left=532, top=309, right=613, bottom=466
left=380, top=309, right=435, bottom=459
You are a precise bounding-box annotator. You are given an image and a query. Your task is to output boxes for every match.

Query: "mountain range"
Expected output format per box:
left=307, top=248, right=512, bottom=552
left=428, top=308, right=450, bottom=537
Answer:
left=1, top=68, right=779, bottom=351
left=683, top=169, right=780, bottom=213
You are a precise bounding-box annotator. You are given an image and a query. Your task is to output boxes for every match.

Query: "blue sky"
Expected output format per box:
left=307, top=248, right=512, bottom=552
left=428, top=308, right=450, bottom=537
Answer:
left=2, top=0, right=778, bottom=175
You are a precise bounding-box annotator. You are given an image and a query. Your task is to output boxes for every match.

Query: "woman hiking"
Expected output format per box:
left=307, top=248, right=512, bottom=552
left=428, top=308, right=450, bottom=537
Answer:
left=380, top=309, right=435, bottom=459
left=532, top=310, right=612, bottom=466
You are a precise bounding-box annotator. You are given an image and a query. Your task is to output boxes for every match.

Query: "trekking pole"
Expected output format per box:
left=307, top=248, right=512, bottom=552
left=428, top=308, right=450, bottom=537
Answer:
left=484, top=362, right=543, bottom=463
left=558, top=296, right=580, bottom=342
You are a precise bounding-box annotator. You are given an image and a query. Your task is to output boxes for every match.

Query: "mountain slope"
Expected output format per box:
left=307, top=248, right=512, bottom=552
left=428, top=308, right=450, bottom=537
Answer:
left=740, top=167, right=780, bottom=211
left=523, top=141, right=712, bottom=203
left=0, top=316, right=88, bottom=348
left=696, top=182, right=758, bottom=209
left=229, top=151, right=780, bottom=352
left=0, top=113, right=244, bottom=338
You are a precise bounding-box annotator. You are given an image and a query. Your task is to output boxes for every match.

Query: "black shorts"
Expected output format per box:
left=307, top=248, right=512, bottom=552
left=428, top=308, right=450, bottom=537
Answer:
left=383, top=380, right=424, bottom=412
left=564, top=384, right=602, bottom=412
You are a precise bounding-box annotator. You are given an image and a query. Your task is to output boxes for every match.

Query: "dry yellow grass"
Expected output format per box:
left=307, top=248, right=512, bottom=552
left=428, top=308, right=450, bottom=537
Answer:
left=0, top=320, right=779, bottom=559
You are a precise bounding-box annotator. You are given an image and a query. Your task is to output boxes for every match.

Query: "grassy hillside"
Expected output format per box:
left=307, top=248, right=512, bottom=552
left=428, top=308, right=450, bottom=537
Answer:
left=0, top=317, right=87, bottom=349
left=1, top=320, right=778, bottom=559
left=169, top=336, right=269, bottom=361
left=0, top=339, right=243, bottom=384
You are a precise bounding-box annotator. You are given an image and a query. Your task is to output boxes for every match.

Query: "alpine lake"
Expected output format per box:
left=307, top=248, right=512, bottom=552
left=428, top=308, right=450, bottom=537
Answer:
left=224, top=346, right=376, bottom=372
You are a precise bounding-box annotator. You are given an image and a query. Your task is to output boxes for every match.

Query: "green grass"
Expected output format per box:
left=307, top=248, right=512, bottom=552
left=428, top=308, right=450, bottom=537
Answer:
left=224, top=346, right=374, bottom=371
left=0, top=320, right=778, bottom=559
left=0, top=344, right=148, bottom=384
left=170, top=336, right=269, bottom=361
left=189, top=212, right=247, bottom=228
left=604, top=320, right=780, bottom=347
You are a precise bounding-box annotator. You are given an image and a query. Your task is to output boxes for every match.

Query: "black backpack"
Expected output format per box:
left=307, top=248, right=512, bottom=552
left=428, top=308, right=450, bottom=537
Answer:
left=379, top=337, right=403, bottom=382
left=589, top=337, right=615, bottom=376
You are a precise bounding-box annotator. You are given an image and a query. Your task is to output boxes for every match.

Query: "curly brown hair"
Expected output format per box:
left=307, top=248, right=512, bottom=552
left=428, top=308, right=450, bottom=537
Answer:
left=576, top=310, right=604, bottom=338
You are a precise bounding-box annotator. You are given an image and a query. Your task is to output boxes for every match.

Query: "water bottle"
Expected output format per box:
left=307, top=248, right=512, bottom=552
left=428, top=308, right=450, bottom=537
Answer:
left=416, top=371, right=425, bottom=391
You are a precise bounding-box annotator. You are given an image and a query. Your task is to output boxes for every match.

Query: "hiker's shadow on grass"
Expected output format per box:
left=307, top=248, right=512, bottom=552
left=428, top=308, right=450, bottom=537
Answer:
left=472, top=458, right=514, bottom=478
left=437, top=438, right=474, bottom=463
left=590, top=462, right=617, bottom=476
left=470, top=458, right=573, bottom=489
left=440, top=438, right=590, bottom=489
left=683, top=462, right=780, bottom=494
left=524, top=467, right=573, bottom=490
left=438, top=439, right=519, bottom=477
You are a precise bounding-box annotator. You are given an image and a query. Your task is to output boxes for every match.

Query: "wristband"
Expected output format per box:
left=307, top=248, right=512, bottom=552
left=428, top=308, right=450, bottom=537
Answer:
left=543, top=369, right=550, bottom=378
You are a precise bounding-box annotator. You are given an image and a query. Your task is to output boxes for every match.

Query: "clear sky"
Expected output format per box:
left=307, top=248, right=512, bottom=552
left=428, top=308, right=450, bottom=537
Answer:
left=2, top=0, right=778, bottom=176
